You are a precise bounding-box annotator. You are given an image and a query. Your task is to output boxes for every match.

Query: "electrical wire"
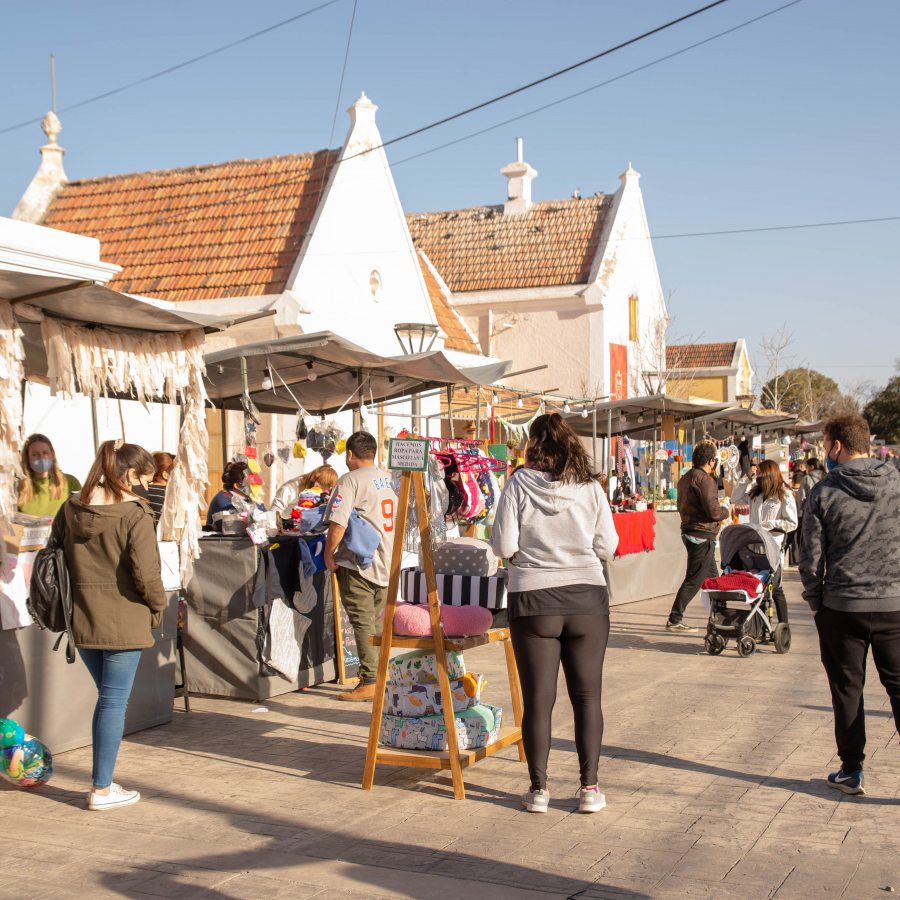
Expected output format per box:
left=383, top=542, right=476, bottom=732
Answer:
left=645, top=215, right=900, bottom=240
left=0, top=0, right=343, bottom=137
left=79, top=0, right=734, bottom=233
left=392, top=0, right=804, bottom=167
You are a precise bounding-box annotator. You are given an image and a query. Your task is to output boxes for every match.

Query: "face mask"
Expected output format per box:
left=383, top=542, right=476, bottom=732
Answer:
left=826, top=446, right=840, bottom=473
left=29, top=457, right=54, bottom=474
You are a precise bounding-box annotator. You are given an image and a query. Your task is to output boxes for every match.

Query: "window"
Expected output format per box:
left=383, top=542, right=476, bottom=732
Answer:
left=628, top=294, right=639, bottom=343
left=369, top=269, right=382, bottom=301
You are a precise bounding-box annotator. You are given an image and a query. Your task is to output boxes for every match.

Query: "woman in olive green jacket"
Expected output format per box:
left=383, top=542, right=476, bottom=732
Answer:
left=56, top=440, right=166, bottom=811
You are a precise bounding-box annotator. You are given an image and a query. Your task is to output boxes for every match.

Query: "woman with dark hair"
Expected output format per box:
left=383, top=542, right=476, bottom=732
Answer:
left=491, top=413, right=618, bottom=814
left=17, top=433, right=81, bottom=517
left=146, top=451, right=175, bottom=526
left=54, top=440, right=166, bottom=810
left=206, top=461, right=266, bottom=532
left=745, top=459, right=798, bottom=623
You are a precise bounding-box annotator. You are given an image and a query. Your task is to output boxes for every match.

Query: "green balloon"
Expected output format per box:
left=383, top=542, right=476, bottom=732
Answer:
left=0, top=719, right=25, bottom=749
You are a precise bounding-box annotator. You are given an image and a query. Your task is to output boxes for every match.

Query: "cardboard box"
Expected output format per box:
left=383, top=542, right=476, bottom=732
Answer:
left=3, top=522, right=51, bottom=556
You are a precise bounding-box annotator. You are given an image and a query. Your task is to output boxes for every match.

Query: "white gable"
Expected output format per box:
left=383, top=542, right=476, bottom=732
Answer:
left=285, top=93, right=439, bottom=357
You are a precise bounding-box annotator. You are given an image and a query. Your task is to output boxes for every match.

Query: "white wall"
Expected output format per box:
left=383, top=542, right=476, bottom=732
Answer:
left=22, top=383, right=181, bottom=484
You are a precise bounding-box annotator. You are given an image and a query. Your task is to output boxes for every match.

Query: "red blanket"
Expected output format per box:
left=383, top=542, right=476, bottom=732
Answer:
left=613, top=510, right=656, bottom=558
left=702, top=572, right=764, bottom=596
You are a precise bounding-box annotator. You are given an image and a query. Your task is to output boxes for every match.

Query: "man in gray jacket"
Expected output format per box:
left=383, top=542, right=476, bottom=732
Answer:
left=799, top=413, right=900, bottom=796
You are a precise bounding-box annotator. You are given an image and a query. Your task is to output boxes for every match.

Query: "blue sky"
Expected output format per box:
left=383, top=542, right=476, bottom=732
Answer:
left=2, top=0, right=897, bottom=394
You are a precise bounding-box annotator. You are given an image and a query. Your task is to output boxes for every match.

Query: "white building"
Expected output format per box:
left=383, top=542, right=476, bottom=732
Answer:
left=407, top=141, right=669, bottom=405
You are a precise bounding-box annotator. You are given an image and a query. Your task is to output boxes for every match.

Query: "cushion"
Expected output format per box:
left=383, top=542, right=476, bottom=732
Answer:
left=432, top=537, right=498, bottom=576
left=388, top=601, right=493, bottom=637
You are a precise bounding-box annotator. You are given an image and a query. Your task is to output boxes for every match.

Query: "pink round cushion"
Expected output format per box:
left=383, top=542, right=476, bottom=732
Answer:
left=388, top=602, right=493, bottom=637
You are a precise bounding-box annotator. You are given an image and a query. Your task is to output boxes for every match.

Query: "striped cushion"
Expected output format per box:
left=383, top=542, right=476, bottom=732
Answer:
left=401, top=568, right=507, bottom=609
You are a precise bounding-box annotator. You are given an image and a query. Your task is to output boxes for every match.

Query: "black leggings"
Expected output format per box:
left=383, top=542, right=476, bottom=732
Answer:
left=510, top=613, right=610, bottom=790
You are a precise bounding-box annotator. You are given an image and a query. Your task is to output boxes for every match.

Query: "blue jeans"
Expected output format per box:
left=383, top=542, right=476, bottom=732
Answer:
left=78, top=649, right=142, bottom=789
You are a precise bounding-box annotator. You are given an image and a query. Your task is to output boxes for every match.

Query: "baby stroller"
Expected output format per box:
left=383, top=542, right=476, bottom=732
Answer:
left=701, top=523, right=791, bottom=658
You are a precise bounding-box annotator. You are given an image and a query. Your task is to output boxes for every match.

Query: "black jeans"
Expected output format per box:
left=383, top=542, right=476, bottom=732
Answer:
left=510, top=613, right=610, bottom=790
left=815, top=605, right=900, bottom=772
left=669, top=536, right=719, bottom=624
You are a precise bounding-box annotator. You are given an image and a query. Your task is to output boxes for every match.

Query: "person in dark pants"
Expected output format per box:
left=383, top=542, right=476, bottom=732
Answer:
left=799, top=413, right=900, bottom=796
left=491, top=414, right=618, bottom=814
left=667, top=441, right=728, bottom=633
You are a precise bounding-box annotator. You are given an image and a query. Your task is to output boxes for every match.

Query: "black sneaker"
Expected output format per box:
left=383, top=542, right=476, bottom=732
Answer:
left=666, top=621, right=698, bottom=634
left=827, top=768, right=865, bottom=795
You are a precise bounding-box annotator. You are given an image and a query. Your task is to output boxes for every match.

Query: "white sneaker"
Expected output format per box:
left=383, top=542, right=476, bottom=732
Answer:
left=521, top=787, right=550, bottom=813
left=88, top=783, right=140, bottom=811
left=578, top=785, right=607, bottom=813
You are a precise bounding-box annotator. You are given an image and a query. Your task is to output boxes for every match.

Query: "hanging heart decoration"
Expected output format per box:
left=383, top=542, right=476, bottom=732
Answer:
left=263, top=452, right=275, bottom=468
left=278, top=446, right=291, bottom=464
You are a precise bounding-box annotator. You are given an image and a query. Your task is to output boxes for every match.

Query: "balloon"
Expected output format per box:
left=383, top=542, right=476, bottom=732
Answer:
left=0, top=719, right=24, bottom=748
left=0, top=719, right=53, bottom=789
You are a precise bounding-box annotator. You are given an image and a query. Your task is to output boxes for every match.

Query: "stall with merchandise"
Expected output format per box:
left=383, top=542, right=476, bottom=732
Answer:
left=0, top=280, right=242, bottom=752
left=564, top=396, right=733, bottom=605
left=176, top=333, right=514, bottom=701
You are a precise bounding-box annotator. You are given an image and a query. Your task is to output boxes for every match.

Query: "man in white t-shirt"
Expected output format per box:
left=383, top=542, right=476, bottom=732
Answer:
left=324, top=431, right=397, bottom=701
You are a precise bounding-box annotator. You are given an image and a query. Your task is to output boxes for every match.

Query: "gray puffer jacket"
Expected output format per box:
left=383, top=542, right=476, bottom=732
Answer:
left=798, top=458, right=900, bottom=612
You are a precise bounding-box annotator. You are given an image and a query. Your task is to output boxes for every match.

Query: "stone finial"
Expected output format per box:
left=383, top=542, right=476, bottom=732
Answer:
left=346, top=91, right=379, bottom=138
left=619, top=163, right=640, bottom=186
left=501, top=137, right=537, bottom=216
left=42, top=111, right=62, bottom=146
left=11, top=112, right=68, bottom=223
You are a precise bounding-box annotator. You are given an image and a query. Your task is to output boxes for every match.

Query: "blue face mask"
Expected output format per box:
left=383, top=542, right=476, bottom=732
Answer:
left=29, top=457, right=54, bottom=474
left=826, top=447, right=840, bottom=472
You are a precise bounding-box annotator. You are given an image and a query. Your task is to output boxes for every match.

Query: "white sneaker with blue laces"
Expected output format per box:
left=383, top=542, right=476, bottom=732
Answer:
left=827, top=768, right=865, bottom=795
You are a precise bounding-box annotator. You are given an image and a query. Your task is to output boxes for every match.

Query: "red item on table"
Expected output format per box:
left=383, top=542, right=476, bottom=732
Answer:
left=702, top=572, right=764, bottom=596
left=612, top=510, right=656, bottom=557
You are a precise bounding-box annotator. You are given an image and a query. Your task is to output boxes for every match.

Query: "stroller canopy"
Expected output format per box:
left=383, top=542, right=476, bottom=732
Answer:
left=719, top=524, right=782, bottom=573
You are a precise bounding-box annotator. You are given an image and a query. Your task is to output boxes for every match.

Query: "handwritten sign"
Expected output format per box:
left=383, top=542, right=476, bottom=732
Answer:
left=339, top=601, right=360, bottom=678
left=655, top=449, right=669, bottom=461
left=388, top=438, right=429, bottom=471
left=488, top=443, right=508, bottom=461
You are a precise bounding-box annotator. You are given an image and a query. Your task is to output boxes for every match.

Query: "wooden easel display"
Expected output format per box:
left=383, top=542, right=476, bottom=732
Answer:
left=362, top=453, right=525, bottom=800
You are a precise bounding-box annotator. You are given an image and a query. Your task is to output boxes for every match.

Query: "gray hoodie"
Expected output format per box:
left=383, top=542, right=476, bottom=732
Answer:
left=798, top=457, right=900, bottom=612
left=490, top=469, right=619, bottom=592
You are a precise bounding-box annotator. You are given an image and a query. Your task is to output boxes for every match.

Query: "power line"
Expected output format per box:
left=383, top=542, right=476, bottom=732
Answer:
left=649, top=215, right=900, bottom=239
left=372, top=0, right=732, bottom=153
left=0, top=0, right=343, bottom=137
left=393, top=0, right=804, bottom=167
left=83, top=0, right=735, bottom=233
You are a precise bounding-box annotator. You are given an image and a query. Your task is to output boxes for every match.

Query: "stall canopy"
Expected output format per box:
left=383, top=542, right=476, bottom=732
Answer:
left=563, top=395, right=734, bottom=440
left=697, top=408, right=798, bottom=440
left=204, top=332, right=513, bottom=417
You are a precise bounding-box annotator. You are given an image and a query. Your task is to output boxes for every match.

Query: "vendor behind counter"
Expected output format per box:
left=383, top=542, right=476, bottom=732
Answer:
left=17, top=432, right=81, bottom=518
left=271, top=464, right=338, bottom=517
left=206, top=461, right=266, bottom=532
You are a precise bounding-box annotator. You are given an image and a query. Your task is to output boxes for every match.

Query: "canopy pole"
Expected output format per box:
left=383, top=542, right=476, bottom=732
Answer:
left=592, top=408, right=597, bottom=473
left=653, top=417, right=658, bottom=507
left=606, top=407, right=612, bottom=478
left=221, top=404, right=228, bottom=470
left=475, top=387, right=482, bottom=442
left=90, top=397, right=99, bottom=455
left=446, top=385, right=454, bottom=439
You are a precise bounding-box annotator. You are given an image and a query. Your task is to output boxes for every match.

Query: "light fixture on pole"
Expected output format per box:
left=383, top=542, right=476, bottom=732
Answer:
left=516, top=397, right=523, bottom=408
left=393, top=323, right=440, bottom=355
left=563, top=403, right=571, bottom=413
left=492, top=393, right=500, bottom=404
left=306, top=361, right=317, bottom=382
left=261, top=358, right=273, bottom=391
left=581, top=409, right=588, bottom=418
left=637, top=413, right=644, bottom=424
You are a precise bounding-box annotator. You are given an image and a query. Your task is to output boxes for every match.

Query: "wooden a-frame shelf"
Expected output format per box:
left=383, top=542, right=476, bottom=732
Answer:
left=361, top=468, right=524, bottom=800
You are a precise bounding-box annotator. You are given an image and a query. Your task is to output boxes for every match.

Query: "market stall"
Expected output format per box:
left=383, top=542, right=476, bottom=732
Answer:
left=0, top=275, right=239, bottom=751
left=563, top=395, right=733, bottom=606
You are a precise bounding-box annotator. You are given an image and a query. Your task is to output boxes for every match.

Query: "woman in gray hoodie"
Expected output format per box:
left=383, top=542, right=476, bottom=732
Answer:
left=491, top=413, right=618, bottom=814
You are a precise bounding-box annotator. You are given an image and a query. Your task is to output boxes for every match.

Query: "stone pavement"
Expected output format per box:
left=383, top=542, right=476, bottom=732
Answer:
left=2, top=568, right=900, bottom=900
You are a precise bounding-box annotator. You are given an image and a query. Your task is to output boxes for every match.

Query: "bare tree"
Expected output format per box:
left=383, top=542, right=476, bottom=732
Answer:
left=836, top=377, right=877, bottom=415
left=757, top=325, right=803, bottom=412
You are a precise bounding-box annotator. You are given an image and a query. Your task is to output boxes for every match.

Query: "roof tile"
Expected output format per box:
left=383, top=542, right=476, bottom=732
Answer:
left=666, top=342, right=737, bottom=369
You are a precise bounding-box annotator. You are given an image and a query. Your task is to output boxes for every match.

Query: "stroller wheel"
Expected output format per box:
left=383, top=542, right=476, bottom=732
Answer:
left=705, top=634, right=726, bottom=655
left=737, top=636, right=756, bottom=658
left=774, top=623, right=792, bottom=654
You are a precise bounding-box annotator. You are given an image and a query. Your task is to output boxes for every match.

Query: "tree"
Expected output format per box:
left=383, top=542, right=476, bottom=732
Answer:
left=865, top=371, right=900, bottom=443
left=762, top=367, right=843, bottom=421
left=756, top=326, right=802, bottom=412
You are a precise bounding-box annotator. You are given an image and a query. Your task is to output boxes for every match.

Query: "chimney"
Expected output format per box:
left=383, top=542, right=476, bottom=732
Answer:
left=500, top=137, right=537, bottom=215
left=12, top=111, right=68, bottom=224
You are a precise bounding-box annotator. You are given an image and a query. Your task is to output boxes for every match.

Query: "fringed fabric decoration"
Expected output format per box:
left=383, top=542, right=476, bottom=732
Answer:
left=0, top=300, right=25, bottom=574
left=40, top=317, right=210, bottom=584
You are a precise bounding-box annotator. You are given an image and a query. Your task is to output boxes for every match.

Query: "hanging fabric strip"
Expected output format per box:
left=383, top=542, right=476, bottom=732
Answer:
left=0, top=300, right=25, bottom=574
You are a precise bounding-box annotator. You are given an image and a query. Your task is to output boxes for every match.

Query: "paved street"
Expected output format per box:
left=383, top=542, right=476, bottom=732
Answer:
left=2, top=568, right=899, bottom=900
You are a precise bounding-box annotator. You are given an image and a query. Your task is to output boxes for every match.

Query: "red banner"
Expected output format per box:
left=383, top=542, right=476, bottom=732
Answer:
left=609, top=343, right=628, bottom=401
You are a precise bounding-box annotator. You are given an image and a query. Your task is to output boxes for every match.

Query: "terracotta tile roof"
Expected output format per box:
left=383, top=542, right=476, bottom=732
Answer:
left=41, top=151, right=338, bottom=303
left=405, top=197, right=611, bottom=293
left=666, top=342, right=737, bottom=369
left=416, top=253, right=479, bottom=355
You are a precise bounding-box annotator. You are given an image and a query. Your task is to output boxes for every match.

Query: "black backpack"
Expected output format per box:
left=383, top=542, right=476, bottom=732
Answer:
left=27, top=510, right=76, bottom=664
